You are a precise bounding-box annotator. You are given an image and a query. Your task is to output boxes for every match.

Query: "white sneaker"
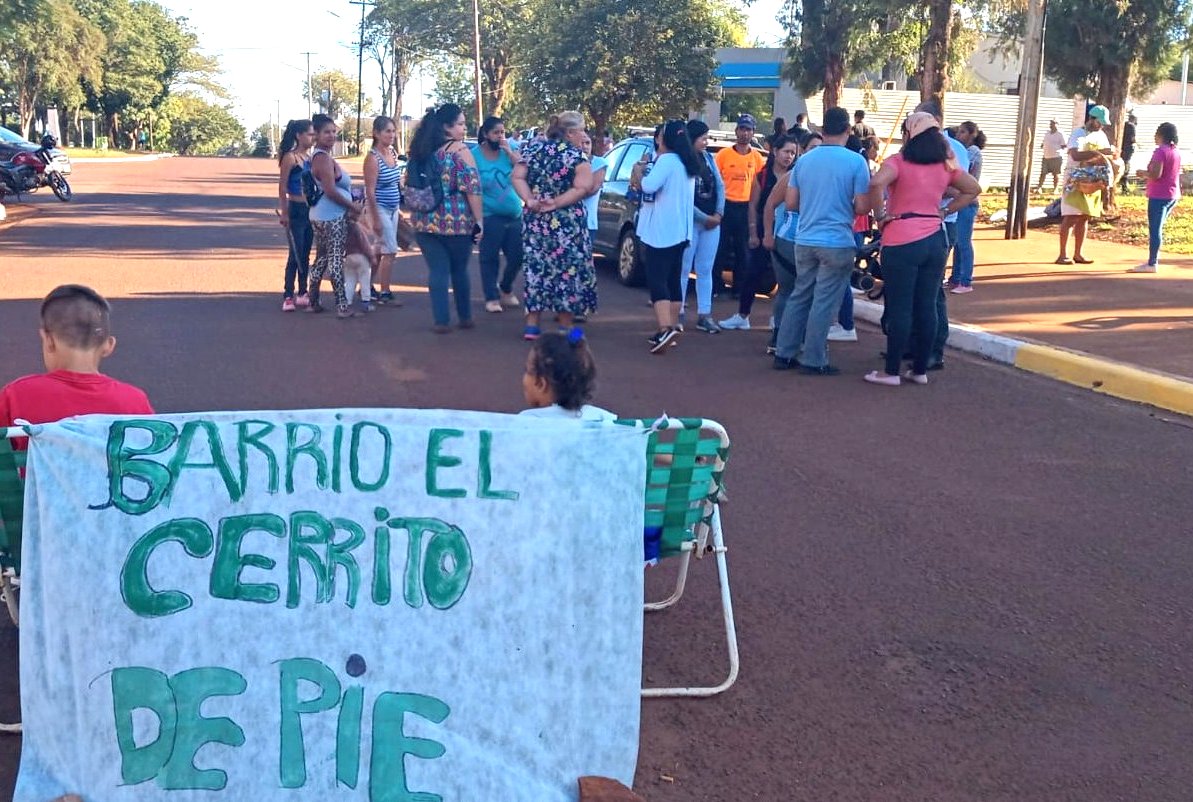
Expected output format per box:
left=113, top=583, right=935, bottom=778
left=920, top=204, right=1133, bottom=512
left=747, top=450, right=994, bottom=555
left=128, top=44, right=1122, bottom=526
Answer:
left=1129, top=263, right=1158, bottom=273
left=719, top=313, right=750, bottom=331
left=827, top=324, right=858, bottom=342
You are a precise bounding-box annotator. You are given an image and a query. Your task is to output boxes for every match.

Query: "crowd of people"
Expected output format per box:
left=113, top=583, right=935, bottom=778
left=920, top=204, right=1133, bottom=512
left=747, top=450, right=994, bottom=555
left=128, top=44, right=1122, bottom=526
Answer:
left=264, top=99, right=1181, bottom=381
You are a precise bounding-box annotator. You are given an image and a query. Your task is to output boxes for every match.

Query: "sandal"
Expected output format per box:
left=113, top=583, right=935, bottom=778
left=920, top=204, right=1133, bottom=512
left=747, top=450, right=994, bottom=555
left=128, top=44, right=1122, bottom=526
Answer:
left=522, top=325, right=541, bottom=341
left=1054, top=256, right=1073, bottom=265
left=1073, top=256, right=1094, bottom=264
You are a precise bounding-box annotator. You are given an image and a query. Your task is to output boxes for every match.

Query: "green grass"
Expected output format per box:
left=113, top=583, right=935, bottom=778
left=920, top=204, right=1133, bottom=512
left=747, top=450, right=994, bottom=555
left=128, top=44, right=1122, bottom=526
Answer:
left=62, top=148, right=160, bottom=158
left=1091, top=194, right=1193, bottom=254
left=980, top=192, right=1193, bottom=255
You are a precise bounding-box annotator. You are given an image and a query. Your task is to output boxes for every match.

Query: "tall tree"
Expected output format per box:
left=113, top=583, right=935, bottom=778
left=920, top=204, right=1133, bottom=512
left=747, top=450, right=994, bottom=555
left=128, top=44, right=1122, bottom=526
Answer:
left=303, top=69, right=361, bottom=121
left=0, top=0, right=104, bottom=137
left=990, top=0, right=1188, bottom=148
left=77, top=0, right=211, bottom=145
left=159, top=91, right=244, bottom=155
left=520, top=0, right=744, bottom=135
left=920, top=0, right=953, bottom=108
left=781, top=0, right=890, bottom=109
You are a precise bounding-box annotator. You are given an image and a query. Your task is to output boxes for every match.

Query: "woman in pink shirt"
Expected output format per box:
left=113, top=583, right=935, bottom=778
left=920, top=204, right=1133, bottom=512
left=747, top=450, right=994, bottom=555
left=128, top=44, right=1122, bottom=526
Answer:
left=1132, top=122, right=1182, bottom=273
left=864, top=113, right=981, bottom=386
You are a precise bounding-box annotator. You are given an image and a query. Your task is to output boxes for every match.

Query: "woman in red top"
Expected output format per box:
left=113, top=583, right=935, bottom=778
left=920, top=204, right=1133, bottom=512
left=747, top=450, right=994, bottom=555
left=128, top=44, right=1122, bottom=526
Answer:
left=865, top=113, right=980, bottom=386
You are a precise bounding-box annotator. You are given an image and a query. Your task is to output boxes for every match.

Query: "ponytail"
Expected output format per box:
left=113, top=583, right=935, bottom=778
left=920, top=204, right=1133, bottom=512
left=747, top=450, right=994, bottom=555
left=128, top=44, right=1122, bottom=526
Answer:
left=278, top=119, right=311, bottom=164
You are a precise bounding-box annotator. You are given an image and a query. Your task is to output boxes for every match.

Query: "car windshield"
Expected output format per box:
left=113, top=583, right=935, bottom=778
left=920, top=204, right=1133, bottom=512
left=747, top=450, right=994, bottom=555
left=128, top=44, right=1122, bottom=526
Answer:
left=0, top=128, right=31, bottom=145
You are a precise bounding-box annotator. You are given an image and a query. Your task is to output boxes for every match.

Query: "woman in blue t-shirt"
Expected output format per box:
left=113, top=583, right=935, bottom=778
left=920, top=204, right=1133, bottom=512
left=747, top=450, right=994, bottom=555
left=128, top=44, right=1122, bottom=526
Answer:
left=472, top=116, right=524, bottom=312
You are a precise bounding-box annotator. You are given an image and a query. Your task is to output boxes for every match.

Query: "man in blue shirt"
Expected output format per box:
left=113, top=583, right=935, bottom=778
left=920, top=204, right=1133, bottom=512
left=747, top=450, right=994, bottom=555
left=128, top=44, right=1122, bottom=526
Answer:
left=773, top=107, right=871, bottom=374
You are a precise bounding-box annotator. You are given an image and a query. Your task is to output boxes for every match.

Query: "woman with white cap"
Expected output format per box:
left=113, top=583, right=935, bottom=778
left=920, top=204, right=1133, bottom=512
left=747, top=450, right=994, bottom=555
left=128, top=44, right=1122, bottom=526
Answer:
left=864, top=112, right=981, bottom=386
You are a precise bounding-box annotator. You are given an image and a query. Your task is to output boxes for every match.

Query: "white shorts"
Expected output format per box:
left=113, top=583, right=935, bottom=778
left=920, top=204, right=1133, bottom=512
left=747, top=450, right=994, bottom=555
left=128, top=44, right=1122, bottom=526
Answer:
left=375, top=206, right=399, bottom=255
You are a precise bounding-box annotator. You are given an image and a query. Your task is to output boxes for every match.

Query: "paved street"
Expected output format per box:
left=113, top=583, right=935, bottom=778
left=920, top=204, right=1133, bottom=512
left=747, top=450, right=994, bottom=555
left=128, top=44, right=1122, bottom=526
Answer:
left=3, top=158, right=1193, bottom=801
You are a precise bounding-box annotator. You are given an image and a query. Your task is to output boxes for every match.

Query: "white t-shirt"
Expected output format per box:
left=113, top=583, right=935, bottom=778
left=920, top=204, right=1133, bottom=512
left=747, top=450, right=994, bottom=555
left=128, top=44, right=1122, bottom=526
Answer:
left=1065, top=127, right=1110, bottom=173
left=635, top=152, right=695, bottom=249
left=518, top=404, right=617, bottom=423
left=1042, top=130, right=1068, bottom=159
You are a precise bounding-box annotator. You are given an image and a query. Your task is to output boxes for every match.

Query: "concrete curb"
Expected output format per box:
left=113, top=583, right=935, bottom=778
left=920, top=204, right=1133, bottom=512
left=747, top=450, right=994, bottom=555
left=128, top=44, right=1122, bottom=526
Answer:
left=852, top=296, right=1193, bottom=418
left=69, top=153, right=174, bottom=164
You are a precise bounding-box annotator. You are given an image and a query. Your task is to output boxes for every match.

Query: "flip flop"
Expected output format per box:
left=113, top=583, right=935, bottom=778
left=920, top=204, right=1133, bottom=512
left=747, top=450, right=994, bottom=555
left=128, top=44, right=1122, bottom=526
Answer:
left=1055, top=256, right=1073, bottom=265
left=1073, top=256, right=1094, bottom=264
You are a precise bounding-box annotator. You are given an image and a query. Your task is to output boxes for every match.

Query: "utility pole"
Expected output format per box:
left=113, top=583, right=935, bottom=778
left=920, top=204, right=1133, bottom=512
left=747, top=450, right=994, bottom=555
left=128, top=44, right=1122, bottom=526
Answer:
left=301, top=51, right=315, bottom=119
left=472, top=0, right=484, bottom=125
left=350, top=0, right=375, bottom=156
left=1005, top=0, right=1047, bottom=240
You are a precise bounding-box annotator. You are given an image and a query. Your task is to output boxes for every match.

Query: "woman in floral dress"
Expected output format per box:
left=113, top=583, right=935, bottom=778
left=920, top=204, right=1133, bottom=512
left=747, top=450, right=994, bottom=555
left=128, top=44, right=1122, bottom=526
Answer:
left=512, top=111, right=596, bottom=340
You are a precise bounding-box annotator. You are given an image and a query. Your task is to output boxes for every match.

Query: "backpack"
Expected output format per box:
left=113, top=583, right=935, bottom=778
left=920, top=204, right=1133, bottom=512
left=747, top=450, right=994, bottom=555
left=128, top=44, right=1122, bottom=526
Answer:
left=302, top=151, right=326, bottom=207
left=402, top=150, right=445, bottom=213
left=694, top=154, right=718, bottom=216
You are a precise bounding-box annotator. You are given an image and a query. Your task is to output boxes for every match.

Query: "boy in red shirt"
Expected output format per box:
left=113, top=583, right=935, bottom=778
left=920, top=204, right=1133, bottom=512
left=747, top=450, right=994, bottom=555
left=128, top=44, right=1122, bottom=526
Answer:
left=1, top=285, right=153, bottom=444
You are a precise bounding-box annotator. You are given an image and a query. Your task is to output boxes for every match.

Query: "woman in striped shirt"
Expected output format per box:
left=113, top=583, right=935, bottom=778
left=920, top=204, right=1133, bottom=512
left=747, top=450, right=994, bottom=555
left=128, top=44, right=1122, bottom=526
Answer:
left=365, top=115, right=403, bottom=305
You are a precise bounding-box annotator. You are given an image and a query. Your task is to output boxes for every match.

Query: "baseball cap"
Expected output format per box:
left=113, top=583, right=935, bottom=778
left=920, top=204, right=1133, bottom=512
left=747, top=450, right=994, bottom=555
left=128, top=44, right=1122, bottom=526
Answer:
left=736, top=113, right=757, bottom=130
left=1087, top=105, right=1110, bottom=125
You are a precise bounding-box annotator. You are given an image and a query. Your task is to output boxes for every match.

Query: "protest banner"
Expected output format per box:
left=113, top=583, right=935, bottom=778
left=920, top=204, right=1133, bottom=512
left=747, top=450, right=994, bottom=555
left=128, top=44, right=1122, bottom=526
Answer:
left=13, top=409, right=647, bottom=802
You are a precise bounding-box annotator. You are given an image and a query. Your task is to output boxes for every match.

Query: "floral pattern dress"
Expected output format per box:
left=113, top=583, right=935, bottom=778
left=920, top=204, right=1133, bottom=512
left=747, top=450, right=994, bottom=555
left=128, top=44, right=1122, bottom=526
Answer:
left=520, top=139, right=597, bottom=315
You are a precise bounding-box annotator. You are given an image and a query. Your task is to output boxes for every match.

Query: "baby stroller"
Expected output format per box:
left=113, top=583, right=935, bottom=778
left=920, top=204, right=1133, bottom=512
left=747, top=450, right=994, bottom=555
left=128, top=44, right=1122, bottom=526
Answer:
left=851, top=228, right=884, bottom=300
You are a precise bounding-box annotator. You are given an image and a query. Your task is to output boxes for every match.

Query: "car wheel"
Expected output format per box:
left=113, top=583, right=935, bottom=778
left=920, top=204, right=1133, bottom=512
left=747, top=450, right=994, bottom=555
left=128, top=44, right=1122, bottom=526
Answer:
left=617, top=229, right=645, bottom=286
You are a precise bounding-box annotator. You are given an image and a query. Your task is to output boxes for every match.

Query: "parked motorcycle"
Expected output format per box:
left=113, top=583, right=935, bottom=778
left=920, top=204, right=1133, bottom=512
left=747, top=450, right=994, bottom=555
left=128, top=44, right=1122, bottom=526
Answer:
left=1, top=134, right=72, bottom=202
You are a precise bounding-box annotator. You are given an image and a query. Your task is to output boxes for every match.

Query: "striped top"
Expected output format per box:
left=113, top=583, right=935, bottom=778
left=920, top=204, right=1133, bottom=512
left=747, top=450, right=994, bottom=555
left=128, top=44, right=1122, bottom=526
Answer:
left=371, top=147, right=402, bottom=210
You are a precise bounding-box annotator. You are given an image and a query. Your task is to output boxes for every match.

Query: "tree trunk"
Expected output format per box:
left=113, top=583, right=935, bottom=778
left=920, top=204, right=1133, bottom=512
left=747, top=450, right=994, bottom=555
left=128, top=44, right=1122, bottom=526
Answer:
left=1098, top=62, right=1131, bottom=151
left=482, top=57, right=511, bottom=117
left=823, top=53, right=845, bottom=110
left=921, top=0, right=952, bottom=114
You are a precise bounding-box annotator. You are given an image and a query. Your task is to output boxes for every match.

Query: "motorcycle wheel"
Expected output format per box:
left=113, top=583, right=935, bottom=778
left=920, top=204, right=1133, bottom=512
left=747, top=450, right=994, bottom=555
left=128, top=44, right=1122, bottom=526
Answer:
left=49, top=172, right=72, bottom=202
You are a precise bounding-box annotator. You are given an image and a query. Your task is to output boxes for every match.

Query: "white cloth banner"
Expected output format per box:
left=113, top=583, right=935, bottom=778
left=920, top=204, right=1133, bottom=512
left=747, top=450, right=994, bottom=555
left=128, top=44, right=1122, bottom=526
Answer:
left=15, top=409, right=647, bottom=802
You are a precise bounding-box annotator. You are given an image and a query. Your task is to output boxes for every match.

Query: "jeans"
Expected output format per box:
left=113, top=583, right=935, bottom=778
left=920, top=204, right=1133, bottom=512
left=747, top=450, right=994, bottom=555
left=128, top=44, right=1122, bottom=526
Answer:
left=774, top=245, right=854, bottom=368
left=681, top=224, right=721, bottom=315
left=284, top=200, right=313, bottom=299
left=934, top=222, right=955, bottom=362
left=949, top=203, right=978, bottom=285
left=881, top=230, right=948, bottom=375
left=479, top=214, right=524, bottom=299
left=769, top=243, right=796, bottom=347
left=415, top=232, right=474, bottom=326
left=717, top=201, right=750, bottom=290
left=1147, top=198, right=1178, bottom=265
left=643, top=241, right=685, bottom=303
left=838, top=285, right=853, bottom=329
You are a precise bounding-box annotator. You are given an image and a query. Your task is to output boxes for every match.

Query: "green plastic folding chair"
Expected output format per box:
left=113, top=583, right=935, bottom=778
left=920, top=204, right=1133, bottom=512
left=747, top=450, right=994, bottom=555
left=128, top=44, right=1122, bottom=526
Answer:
left=0, top=430, right=24, bottom=629
left=616, top=417, right=739, bottom=698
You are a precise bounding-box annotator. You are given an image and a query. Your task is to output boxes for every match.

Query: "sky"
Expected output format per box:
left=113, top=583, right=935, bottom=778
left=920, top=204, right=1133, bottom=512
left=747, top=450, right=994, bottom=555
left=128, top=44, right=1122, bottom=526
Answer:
left=160, top=0, right=787, bottom=131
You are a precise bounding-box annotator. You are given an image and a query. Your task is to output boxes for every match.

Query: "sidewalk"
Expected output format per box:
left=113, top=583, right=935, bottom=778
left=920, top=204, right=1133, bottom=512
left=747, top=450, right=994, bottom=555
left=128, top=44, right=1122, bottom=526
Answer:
left=854, top=224, right=1193, bottom=415
left=943, top=225, right=1193, bottom=378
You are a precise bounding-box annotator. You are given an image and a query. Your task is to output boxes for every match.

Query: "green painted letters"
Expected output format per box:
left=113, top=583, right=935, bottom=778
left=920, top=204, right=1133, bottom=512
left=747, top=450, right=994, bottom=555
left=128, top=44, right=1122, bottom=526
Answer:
left=351, top=422, right=392, bottom=492
left=160, top=667, right=247, bottom=790
left=369, top=692, right=450, bottom=802
left=236, top=420, right=279, bottom=496
left=210, top=513, right=285, bottom=604
left=165, top=421, right=242, bottom=507
left=98, top=419, right=178, bottom=515
left=424, top=428, right=466, bottom=498
left=278, top=658, right=341, bottom=788
left=285, top=423, right=329, bottom=493
left=477, top=430, right=518, bottom=500
left=112, top=667, right=177, bottom=784
left=121, top=518, right=214, bottom=617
